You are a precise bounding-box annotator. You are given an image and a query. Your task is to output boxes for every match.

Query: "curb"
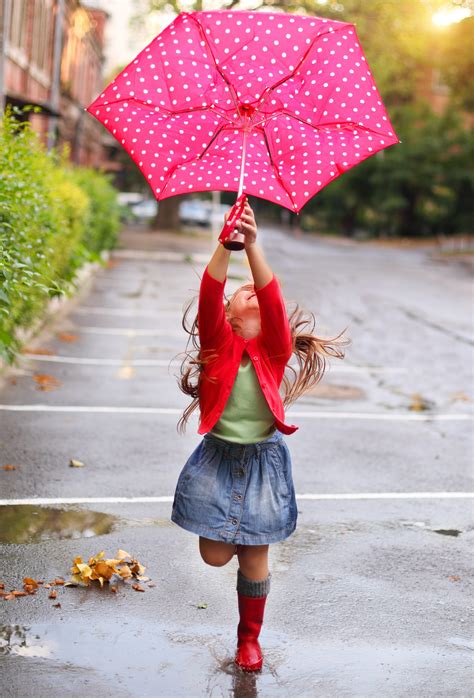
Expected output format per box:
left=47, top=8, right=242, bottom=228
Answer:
left=0, top=249, right=111, bottom=384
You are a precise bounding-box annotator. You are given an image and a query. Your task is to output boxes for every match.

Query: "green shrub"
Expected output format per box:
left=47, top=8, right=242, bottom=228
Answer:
left=71, top=166, right=120, bottom=253
left=300, top=104, right=474, bottom=238
left=0, top=106, right=120, bottom=364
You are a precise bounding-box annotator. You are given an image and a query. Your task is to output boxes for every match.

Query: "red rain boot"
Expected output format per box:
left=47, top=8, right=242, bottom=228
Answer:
left=234, top=592, right=268, bottom=672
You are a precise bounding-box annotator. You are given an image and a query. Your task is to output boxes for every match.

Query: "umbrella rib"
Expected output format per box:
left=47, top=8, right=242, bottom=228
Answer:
left=158, top=161, right=183, bottom=200
left=186, top=13, right=241, bottom=116
left=196, top=122, right=228, bottom=160
left=256, top=25, right=350, bottom=112
left=159, top=121, right=232, bottom=198
left=260, top=126, right=296, bottom=210
left=281, top=112, right=393, bottom=140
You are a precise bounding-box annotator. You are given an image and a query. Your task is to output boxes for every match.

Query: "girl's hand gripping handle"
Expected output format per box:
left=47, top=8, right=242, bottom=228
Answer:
left=218, top=194, right=248, bottom=250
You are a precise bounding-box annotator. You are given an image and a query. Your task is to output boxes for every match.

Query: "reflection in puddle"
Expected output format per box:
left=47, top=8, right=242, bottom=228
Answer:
left=0, top=621, right=470, bottom=696
left=0, top=625, right=53, bottom=658
left=0, top=506, right=118, bottom=544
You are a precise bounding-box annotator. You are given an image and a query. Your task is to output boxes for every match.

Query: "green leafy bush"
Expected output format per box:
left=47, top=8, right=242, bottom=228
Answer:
left=0, top=106, right=120, bottom=364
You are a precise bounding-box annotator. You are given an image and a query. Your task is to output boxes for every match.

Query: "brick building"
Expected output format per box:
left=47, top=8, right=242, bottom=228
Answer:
left=2, top=0, right=109, bottom=166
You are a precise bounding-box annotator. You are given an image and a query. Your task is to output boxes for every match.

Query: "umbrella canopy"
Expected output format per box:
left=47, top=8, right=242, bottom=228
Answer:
left=86, top=10, right=399, bottom=212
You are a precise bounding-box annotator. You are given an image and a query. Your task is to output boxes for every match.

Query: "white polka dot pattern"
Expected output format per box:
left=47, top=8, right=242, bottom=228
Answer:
left=86, top=10, right=400, bottom=211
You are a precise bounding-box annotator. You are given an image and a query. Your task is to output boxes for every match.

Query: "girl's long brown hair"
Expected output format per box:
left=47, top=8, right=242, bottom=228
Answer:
left=174, top=278, right=351, bottom=434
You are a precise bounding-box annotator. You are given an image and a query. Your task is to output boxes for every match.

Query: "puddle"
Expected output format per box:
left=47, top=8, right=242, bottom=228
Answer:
left=0, top=506, right=118, bottom=544
left=432, top=528, right=462, bottom=537
left=0, top=621, right=280, bottom=697
left=0, top=621, right=469, bottom=696
left=399, top=521, right=463, bottom=537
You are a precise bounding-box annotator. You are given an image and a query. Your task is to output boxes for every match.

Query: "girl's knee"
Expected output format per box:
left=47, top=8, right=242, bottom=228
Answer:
left=199, top=537, right=235, bottom=567
left=200, top=551, right=229, bottom=567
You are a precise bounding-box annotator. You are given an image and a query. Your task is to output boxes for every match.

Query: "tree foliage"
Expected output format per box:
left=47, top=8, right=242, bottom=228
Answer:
left=129, top=0, right=473, bottom=237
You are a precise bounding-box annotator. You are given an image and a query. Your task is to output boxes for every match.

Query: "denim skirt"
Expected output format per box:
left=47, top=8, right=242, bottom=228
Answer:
left=171, top=429, right=298, bottom=545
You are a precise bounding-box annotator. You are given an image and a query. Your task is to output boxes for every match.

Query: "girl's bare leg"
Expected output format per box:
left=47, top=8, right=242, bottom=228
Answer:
left=236, top=544, right=269, bottom=580
left=199, top=536, right=237, bottom=566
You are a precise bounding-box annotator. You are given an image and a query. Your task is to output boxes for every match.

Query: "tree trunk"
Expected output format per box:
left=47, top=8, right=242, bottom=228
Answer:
left=154, top=196, right=183, bottom=231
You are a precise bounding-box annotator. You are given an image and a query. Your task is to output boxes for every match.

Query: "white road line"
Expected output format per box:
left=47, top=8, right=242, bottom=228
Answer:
left=290, top=411, right=473, bottom=421
left=112, top=249, right=210, bottom=263
left=73, top=307, right=180, bottom=317
left=78, top=326, right=184, bottom=337
left=0, top=404, right=471, bottom=421
left=0, top=492, right=472, bottom=507
left=327, top=366, right=408, bottom=374
left=20, top=355, right=180, bottom=366
left=111, top=250, right=185, bottom=261
left=18, top=354, right=408, bottom=373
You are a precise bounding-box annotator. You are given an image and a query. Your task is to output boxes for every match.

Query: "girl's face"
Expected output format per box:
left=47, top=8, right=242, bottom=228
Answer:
left=227, top=284, right=260, bottom=321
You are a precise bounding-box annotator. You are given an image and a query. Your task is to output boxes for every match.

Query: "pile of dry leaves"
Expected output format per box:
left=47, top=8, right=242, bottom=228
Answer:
left=1, top=549, right=154, bottom=604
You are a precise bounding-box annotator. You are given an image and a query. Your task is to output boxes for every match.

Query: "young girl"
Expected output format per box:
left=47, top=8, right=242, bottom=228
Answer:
left=171, top=200, right=349, bottom=672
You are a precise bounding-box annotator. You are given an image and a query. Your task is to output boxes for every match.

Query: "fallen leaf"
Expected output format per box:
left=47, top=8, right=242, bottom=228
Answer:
left=409, top=393, right=429, bottom=411
left=110, top=586, right=118, bottom=594
left=49, top=590, right=57, bottom=599
left=57, top=333, right=79, bottom=343
left=130, top=561, right=146, bottom=576
left=11, top=591, right=28, bottom=597
left=3, top=594, right=15, bottom=600
left=21, top=347, right=55, bottom=355
left=132, top=584, right=145, bottom=592
left=197, top=602, right=208, bottom=609
left=147, top=582, right=156, bottom=588
left=449, top=391, right=471, bottom=402
left=53, top=602, right=61, bottom=608
left=93, top=561, right=115, bottom=581
left=23, top=584, right=37, bottom=594
left=1, top=464, right=17, bottom=471
left=448, top=575, right=461, bottom=582
left=33, top=373, right=62, bottom=391
left=69, top=459, right=85, bottom=468
left=53, top=579, right=65, bottom=585
left=117, top=565, right=132, bottom=580
left=23, top=577, right=39, bottom=589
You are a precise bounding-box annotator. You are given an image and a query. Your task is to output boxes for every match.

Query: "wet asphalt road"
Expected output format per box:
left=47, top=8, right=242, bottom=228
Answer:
left=0, top=224, right=473, bottom=697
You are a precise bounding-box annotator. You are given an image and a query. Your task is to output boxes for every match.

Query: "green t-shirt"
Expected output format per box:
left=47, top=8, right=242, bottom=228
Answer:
left=209, top=359, right=276, bottom=444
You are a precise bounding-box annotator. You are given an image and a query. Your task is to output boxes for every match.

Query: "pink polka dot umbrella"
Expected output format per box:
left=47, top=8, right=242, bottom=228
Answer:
left=86, top=9, right=399, bottom=241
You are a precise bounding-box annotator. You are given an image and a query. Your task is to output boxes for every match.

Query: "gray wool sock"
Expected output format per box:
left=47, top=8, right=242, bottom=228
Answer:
left=236, top=567, right=271, bottom=597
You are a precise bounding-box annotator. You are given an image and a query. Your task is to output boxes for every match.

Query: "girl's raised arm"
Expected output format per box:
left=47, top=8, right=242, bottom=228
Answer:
left=238, top=202, right=292, bottom=362
left=206, top=241, right=231, bottom=283
left=197, top=213, right=233, bottom=349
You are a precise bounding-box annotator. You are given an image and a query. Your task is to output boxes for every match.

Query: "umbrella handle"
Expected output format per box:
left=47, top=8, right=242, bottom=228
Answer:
left=218, top=193, right=247, bottom=251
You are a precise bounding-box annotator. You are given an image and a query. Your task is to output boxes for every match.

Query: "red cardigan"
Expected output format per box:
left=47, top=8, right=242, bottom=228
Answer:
left=196, top=266, right=299, bottom=436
